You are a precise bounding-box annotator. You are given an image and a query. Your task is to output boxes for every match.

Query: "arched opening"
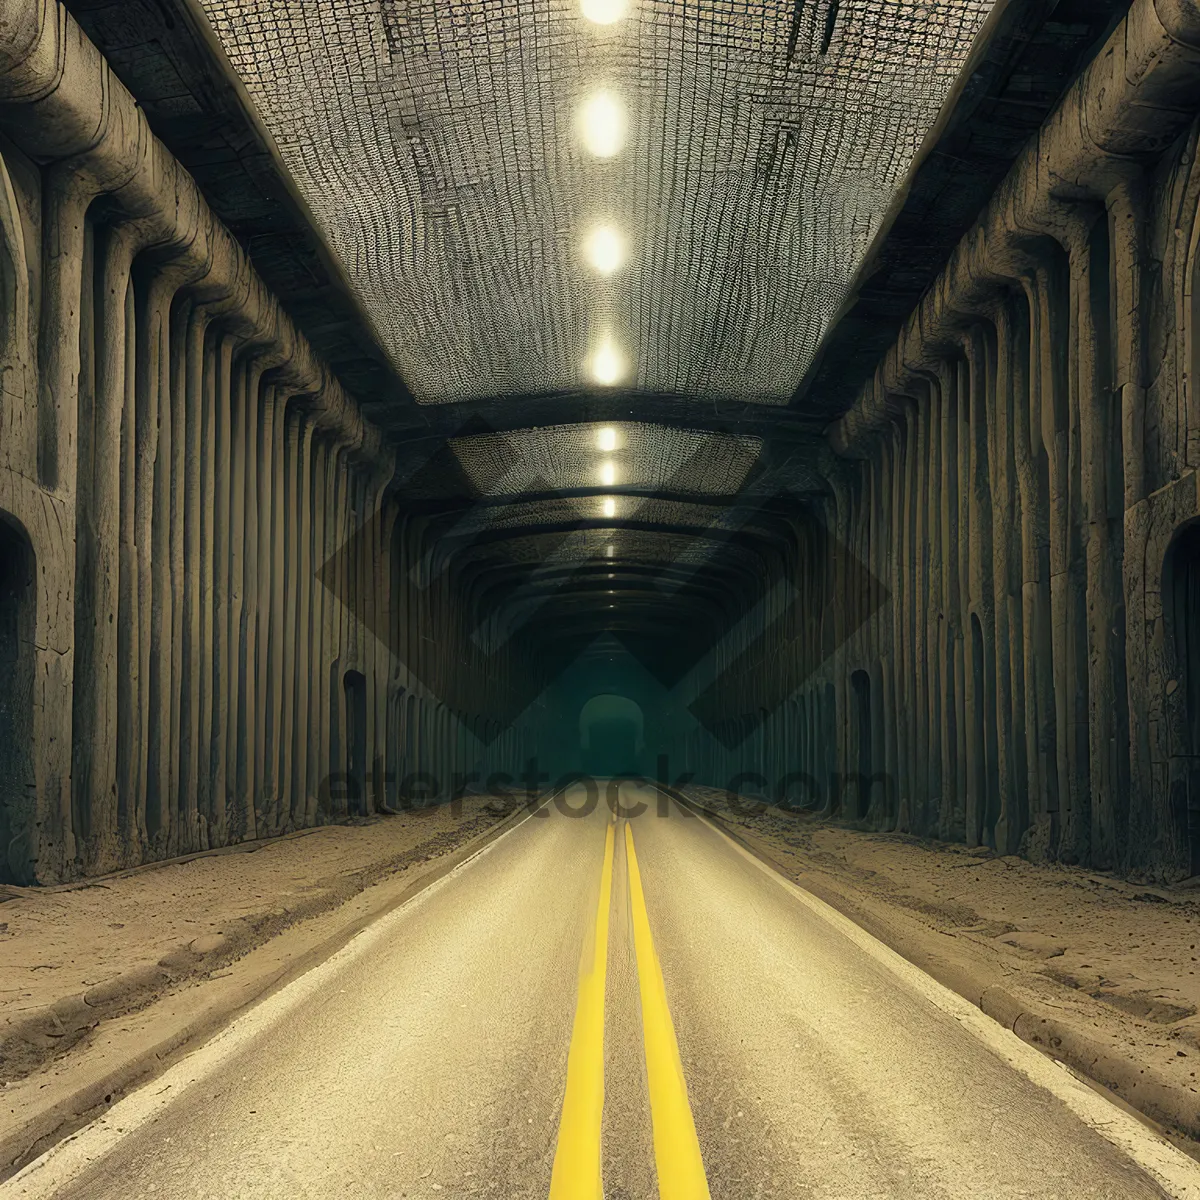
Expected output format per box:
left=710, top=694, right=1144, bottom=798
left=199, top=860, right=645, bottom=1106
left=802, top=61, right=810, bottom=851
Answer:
left=1168, top=523, right=1200, bottom=874
left=0, top=515, right=36, bottom=883
left=343, top=670, right=368, bottom=815
left=850, top=669, right=873, bottom=819
left=579, top=693, right=644, bottom=777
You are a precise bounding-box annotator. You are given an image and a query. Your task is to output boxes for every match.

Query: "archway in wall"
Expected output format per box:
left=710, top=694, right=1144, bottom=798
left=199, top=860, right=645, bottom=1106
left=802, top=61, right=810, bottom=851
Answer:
left=0, top=516, right=35, bottom=883
left=579, top=694, right=644, bottom=777
left=1169, top=524, right=1200, bottom=873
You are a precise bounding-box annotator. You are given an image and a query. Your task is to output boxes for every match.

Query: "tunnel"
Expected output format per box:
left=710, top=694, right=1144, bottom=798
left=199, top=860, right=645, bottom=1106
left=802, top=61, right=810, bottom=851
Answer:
left=580, top=693, right=645, bottom=777
left=5, top=0, right=1200, bottom=1192
left=0, top=0, right=1186, bottom=884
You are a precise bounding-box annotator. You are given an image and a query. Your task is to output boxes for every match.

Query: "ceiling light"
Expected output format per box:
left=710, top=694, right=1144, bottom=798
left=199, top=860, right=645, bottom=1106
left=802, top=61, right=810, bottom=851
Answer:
left=589, top=337, right=625, bottom=386
left=602, top=497, right=616, bottom=517
left=599, top=461, right=616, bottom=486
left=583, top=225, right=625, bottom=275
left=579, top=90, right=626, bottom=158
left=596, top=425, right=618, bottom=451
left=581, top=0, right=628, bottom=24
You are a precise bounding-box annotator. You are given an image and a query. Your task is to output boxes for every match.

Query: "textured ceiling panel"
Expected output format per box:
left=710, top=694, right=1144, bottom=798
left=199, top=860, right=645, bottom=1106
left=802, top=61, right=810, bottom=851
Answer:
left=198, top=0, right=993, bottom=406
left=460, top=527, right=764, bottom=569
left=450, top=421, right=762, bottom=497
left=441, top=494, right=779, bottom=534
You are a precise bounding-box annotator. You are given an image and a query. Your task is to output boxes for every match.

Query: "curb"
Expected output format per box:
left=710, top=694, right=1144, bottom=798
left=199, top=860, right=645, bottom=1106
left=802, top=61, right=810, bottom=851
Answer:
left=666, top=788, right=1200, bottom=1146
left=0, top=795, right=545, bottom=1179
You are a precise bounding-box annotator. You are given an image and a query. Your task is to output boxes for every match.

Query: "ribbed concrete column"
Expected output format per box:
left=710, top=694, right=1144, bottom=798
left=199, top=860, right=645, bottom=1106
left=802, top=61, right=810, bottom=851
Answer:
left=936, top=360, right=960, bottom=839
left=901, top=406, right=919, bottom=830
left=290, top=417, right=315, bottom=826
left=208, top=336, right=235, bottom=842
left=925, top=374, right=945, bottom=834
left=315, top=443, right=340, bottom=817
left=262, top=392, right=290, bottom=832
left=147, top=281, right=182, bottom=848
left=302, top=435, right=325, bottom=820
left=116, top=268, right=140, bottom=857
left=959, top=341, right=981, bottom=845
left=229, top=359, right=263, bottom=839
left=277, top=404, right=301, bottom=827
left=1068, top=217, right=1128, bottom=869
left=1059, top=233, right=1093, bottom=864
left=913, top=389, right=931, bottom=832
left=73, top=226, right=136, bottom=871
left=253, top=386, right=280, bottom=831
left=1010, top=287, right=1046, bottom=848
left=888, top=423, right=908, bottom=825
left=1031, top=262, right=1070, bottom=861
left=134, top=268, right=179, bottom=848
left=1110, top=176, right=1153, bottom=865
left=990, top=301, right=1023, bottom=854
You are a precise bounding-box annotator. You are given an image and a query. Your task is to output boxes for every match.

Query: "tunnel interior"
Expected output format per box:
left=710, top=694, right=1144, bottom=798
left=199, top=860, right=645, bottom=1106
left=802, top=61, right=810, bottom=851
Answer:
left=0, top=0, right=1190, bottom=889
left=579, top=693, right=644, bottom=778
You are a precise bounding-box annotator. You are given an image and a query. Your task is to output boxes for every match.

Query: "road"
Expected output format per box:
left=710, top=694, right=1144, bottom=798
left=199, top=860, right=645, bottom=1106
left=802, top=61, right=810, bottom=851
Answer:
left=7, top=782, right=1200, bottom=1199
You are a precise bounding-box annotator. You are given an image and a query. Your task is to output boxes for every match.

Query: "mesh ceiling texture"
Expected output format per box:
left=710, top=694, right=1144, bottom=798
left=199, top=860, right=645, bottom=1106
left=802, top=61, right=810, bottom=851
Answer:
left=450, top=422, right=762, bottom=497
left=199, top=0, right=994, bottom=406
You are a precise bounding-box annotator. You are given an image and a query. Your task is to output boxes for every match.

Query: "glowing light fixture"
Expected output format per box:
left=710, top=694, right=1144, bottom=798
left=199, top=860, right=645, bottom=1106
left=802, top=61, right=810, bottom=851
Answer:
left=581, top=0, right=628, bottom=24
left=602, top=497, right=616, bottom=518
left=597, top=426, right=618, bottom=451
left=583, top=225, right=626, bottom=275
left=589, top=337, right=625, bottom=386
left=605, top=544, right=615, bottom=558
left=599, top=461, right=616, bottom=487
left=579, top=90, right=626, bottom=158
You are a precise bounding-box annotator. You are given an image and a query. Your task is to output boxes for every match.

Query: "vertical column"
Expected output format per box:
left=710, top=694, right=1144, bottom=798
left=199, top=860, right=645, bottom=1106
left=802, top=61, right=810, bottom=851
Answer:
left=116, top=271, right=140, bottom=858
left=290, top=418, right=315, bottom=826
left=936, top=360, right=961, bottom=839
left=913, top=391, right=931, bottom=832
left=925, top=375, right=945, bottom=834
left=278, top=404, right=301, bottom=827
left=231, top=361, right=264, bottom=839
left=134, top=270, right=174, bottom=848
left=255, top=386, right=282, bottom=831
left=1109, top=176, right=1152, bottom=861
left=1059, top=234, right=1093, bottom=863
left=990, top=302, right=1023, bottom=853
left=304, top=436, right=327, bottom=819
left=1070, top=216, right=1128, bottom=869
left=73, top=227, right=135, bottom=871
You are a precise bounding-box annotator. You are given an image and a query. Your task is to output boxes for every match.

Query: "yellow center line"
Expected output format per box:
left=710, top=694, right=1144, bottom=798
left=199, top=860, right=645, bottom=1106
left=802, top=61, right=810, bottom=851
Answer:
left=625, top=822, right=711, bottom=1200
left=549, top=817, right=616, bottom=1199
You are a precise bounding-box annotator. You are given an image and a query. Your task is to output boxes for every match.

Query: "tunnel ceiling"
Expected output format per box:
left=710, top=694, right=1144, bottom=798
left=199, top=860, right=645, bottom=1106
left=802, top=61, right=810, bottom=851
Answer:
left=66, top=0, right=1120, bottom=659
left=195, top=0, right=993, bottom=408
left=186, top=0, right=991, bottom=650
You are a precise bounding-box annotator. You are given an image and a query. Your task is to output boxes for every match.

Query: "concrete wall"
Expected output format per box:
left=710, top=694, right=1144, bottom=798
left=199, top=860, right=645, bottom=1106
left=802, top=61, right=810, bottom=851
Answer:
left=680, top=0, right=1200, bottom=882
left=0, top=0, right=527, bottom=883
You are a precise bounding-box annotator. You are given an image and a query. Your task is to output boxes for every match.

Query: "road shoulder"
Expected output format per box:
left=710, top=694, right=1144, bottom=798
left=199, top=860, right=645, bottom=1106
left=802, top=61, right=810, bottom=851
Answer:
left=0, top=794, right=533, bottom=1178
left=673, top=785, right=1200, bottom=1154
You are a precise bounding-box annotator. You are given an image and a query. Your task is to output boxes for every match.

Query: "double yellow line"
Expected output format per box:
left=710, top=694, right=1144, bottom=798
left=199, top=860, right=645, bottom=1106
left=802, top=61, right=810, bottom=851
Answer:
left=549, top=811, right=710, bottom=1199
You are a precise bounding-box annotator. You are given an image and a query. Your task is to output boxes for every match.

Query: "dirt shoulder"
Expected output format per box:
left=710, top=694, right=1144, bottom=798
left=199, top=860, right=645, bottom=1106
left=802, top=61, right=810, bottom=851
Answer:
left=678, top=786, right=1200, bottom=1149
left=0, top=793, right=529, bottom=1175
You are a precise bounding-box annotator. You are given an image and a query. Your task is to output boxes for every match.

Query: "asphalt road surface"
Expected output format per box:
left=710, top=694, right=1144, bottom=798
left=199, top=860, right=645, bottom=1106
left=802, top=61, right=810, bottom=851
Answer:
left=8, top=783, right=1200, bottom=1199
